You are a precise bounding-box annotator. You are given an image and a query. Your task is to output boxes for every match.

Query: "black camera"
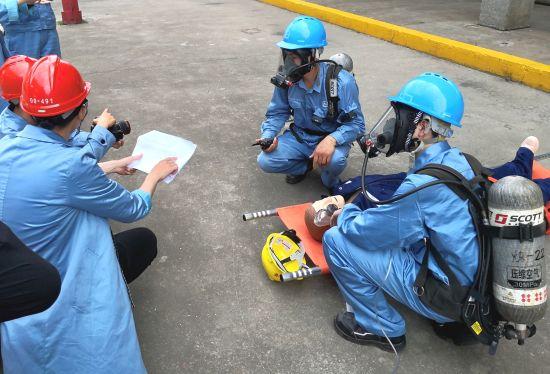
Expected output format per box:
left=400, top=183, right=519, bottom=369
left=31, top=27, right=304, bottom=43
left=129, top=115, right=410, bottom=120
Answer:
left=91, top=120, right=131, bottom=141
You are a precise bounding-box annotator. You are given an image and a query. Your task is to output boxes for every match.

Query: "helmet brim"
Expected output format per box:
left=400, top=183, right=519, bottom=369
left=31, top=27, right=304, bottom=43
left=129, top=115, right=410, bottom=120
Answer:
left=276, top=40, right=326, bottom=50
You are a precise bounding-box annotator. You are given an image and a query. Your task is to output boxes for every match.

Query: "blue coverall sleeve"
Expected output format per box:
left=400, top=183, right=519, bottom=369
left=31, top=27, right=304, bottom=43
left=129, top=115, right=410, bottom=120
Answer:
left=1, top=0, right=23, bottom=23
left=260, top=87, right=291, bottom=139
left=330, top=74, right=365, bottom=146
left=337, top=179, right=427, bottom=250
left=71, top=126, right=115, bottom=161
left=66, top=147, right=152, bottom=223
left=70, top=131, right=92, bottom=147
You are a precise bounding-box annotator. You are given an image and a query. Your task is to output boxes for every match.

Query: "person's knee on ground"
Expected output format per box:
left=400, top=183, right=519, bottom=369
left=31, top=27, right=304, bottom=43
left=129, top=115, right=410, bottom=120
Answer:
left=132, top=227, right=158, bottom=264
left=114, top=227, right=158, bottom=284
left=0, top=256, right=61, bottom=323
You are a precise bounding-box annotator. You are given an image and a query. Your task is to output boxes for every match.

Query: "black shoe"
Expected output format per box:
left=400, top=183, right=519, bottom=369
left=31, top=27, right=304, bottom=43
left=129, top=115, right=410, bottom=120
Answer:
left=333, top=312, right=406, bottom=352
left=285, top=173, right=308, bottom=184
left=285, top=159, right=314, bottom=185
left=431, top=321, right=480, bottom=346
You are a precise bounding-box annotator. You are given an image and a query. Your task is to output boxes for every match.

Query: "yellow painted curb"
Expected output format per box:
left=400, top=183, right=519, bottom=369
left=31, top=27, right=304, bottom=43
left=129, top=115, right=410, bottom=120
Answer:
left=260, top=0, right=550, bottom=93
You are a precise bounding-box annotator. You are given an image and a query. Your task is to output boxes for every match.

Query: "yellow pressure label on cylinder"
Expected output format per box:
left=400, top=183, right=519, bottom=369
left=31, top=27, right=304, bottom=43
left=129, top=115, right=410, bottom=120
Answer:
left=471, top=321, right=483, bottom=335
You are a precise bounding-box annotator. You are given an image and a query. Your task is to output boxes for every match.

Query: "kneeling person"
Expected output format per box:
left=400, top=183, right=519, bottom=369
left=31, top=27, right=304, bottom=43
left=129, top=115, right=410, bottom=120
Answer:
left=323, top=73, right=476, bottom=352
left=0, top=56, right=178, bottom=373
left=256, top=16, right=364, bottom=190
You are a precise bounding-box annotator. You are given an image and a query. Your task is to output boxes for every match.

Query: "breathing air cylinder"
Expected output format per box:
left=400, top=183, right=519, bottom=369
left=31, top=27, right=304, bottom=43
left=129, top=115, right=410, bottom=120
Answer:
left=489, top=176, right=547, bottom=344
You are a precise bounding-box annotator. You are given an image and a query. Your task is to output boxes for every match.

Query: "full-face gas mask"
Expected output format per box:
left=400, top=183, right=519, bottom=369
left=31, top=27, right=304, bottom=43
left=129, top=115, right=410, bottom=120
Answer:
left=368, top=103, right=426, bottom=157
left=270, top=48, right=320, bottom=89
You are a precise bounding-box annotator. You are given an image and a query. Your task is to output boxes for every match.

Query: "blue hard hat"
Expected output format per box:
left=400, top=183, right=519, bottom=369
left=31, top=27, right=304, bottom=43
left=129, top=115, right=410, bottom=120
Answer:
left=389, top=72, right=464, bottom=127
left=277, top=16, right=327, bottom=50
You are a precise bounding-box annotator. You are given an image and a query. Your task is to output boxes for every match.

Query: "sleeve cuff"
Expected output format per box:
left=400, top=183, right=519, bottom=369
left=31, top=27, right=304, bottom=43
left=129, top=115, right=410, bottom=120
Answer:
left=134, top=189, right=152, bottom=212
left=260, top=130, right=278, bottom=140
left=70, top=130, right=90, bottom=146
left=90, top=125, right=116, bottom=147
left=330, top=131, right=346, bottom=146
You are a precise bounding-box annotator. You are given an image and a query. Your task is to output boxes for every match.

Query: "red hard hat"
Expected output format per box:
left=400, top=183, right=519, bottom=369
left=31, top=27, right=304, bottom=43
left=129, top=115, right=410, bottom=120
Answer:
left=0, top=55, right=37, bottom=101
left=21, top=55, right=91, bottom=117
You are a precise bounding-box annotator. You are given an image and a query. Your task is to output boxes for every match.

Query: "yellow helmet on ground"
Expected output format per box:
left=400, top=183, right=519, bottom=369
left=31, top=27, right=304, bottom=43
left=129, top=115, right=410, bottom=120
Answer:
left=261, top=229, right=307, bottom=282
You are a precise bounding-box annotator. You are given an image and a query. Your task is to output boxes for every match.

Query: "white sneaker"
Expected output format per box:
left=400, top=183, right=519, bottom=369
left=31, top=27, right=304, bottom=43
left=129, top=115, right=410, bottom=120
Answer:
left=521, top=136, right=539, bottom=154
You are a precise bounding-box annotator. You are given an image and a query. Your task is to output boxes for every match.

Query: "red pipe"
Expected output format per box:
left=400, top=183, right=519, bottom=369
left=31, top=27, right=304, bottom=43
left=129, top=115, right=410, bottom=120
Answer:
left=61, top=0, right=83, bottom=25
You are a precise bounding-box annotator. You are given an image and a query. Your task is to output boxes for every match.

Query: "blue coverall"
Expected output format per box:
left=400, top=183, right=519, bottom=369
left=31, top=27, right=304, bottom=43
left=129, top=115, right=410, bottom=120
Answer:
left=0, top=106, right=98, bottom=147
left=257, top=62, right=365, bottom=188
left=323, top=142, right=478, bottom=337
left=0, top=0, right=60, bottom=58
left=0, top=125, right=149, bottom=373
left=0, top=106, right=29, bottom=138
left=0, top=32, right=10, bottom=111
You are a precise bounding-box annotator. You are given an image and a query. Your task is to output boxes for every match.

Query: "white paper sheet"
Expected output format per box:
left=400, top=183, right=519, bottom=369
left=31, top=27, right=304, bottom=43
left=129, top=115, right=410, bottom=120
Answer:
left=128, top=130, right=196, bottom=183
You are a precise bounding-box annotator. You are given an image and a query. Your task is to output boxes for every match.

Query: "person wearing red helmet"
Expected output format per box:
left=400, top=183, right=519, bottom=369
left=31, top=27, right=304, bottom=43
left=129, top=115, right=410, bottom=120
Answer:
left=0, top=55, right=141, bottom=175
left=0, top=54, right=37, bottom=136
left=0, top=55, right=178, bottom=373
left=0, top=53, right=62, bottom=325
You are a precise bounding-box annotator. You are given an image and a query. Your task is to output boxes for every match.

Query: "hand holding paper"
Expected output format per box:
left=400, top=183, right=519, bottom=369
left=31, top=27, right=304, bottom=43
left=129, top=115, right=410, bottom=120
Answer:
left=128, top=131, right=197, bottom=183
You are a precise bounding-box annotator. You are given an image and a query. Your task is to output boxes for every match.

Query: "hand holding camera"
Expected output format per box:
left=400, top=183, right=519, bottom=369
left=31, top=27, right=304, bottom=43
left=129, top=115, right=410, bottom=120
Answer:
left=91, top=109, right=131, bottom=142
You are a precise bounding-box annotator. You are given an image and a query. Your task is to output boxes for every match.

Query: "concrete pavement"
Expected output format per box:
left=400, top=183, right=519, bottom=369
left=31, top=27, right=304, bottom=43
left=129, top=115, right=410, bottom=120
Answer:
left=312, top=0, right=550, bottom=64
left=48, top=0, right=550, bottom=372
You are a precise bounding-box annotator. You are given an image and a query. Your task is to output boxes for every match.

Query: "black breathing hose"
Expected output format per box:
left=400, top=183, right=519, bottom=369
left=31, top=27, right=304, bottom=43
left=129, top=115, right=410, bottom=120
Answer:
left=287, top=59, right=339, bottom=77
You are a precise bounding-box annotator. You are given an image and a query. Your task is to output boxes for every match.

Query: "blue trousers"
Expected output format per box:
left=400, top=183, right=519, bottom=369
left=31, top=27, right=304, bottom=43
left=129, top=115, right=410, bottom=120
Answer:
left=491, top=147, right=550, bottom=203
left=5, top=29, right=61, bottom=59
left=323, top=228, right=452, bottom=337
left=257, top=130, right=351, bottom=188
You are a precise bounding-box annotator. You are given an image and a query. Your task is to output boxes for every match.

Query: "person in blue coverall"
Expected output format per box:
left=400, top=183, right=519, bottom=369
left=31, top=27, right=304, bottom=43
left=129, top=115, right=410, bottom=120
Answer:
left=256, top=16, right=364, bottom=189
left=0, top=56, right=178, bottom=373
left=0, top=54, right=38, bottom=137
left=0, top=0, right=60, bottom=58
left=323, top=73, right=483, bottom=352
left=0, top=54, right=142, bottom=175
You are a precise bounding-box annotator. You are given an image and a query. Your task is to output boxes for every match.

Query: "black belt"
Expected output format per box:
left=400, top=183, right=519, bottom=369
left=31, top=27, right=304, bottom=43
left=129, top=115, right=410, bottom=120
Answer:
left=289, top=123, right=331, bottom=143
